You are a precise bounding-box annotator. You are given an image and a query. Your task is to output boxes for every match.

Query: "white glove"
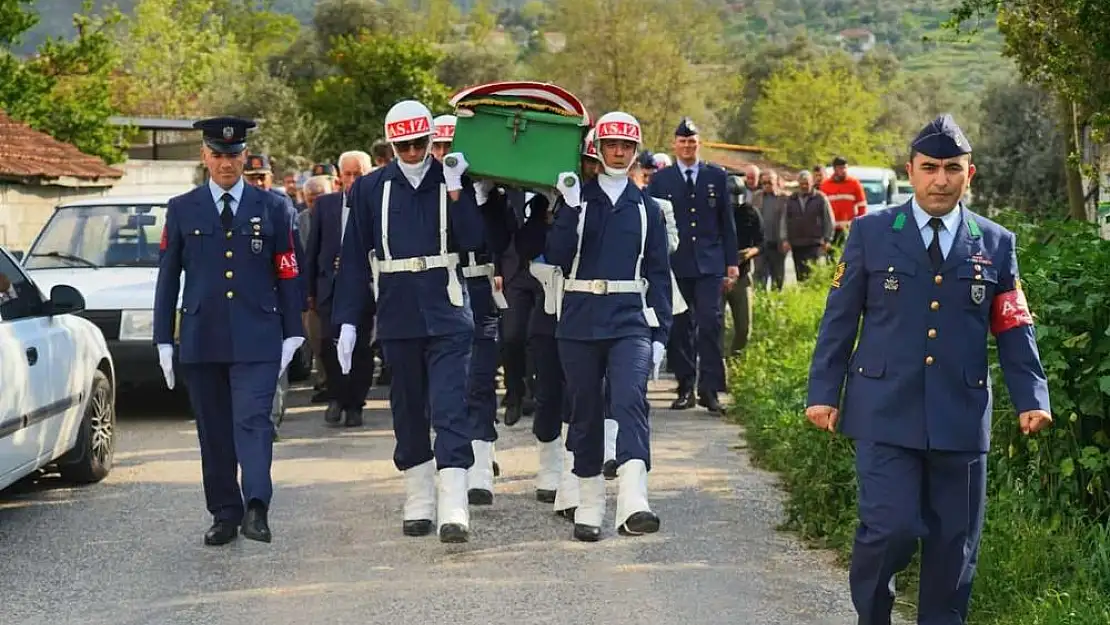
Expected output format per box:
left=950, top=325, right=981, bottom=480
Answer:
left=651, top=341, right=665, bottom=381
left=278, top=336, right=306, bottom=379
left=555, top=172, right=581, bottom=208
left=157, top=344, right=175, bottom=390
left=442, top=152, right=469, bottom=192
left=473, top=179, right=494, bottom=205
left=337, top=323, right=357, bottom=375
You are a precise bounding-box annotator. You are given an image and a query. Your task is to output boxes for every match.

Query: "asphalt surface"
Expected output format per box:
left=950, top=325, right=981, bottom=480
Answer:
left=0, top=376, right=866, bottom=625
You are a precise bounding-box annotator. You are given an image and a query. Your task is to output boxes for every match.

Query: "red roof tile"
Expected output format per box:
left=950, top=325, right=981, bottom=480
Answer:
left=0, top=110, right=123, bottom=181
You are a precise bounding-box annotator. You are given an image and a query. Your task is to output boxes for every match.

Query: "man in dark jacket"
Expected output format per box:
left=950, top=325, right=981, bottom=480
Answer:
left=723, top=173, right=764, bottom=356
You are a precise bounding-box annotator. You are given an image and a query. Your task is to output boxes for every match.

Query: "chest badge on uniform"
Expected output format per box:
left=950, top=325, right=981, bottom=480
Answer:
left=707, top=183, right=717, bottom=208
left=251, top=237, right=263, bottom=254
left=971, top=283, right=986, bottom=304
left=884, top=275, right=899, bottom=291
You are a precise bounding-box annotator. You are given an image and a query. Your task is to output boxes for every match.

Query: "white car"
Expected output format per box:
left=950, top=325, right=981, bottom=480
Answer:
left=18, top=196, right=313, bottom=389
left=0, top=245, right=116, bottom=491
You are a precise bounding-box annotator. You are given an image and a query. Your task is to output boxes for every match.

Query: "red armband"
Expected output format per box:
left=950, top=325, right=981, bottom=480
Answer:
left=159, top=225, right=168, bottom=252
left=991, top=286, right=1033, bottom=335
left=275, top=251, right=299, bottom=280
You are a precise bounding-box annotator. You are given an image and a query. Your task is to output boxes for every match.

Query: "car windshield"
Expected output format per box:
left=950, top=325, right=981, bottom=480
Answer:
left=859, top=180, right=888, bottom=206
left=23, top=204, right=167, bottom=269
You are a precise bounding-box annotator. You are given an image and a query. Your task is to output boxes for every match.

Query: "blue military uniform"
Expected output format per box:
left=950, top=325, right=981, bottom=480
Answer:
left=153, top=116, right=304, bottom=545
left=547, top=173, right=673, bottom=539
left=807, top=115, right=1050, bottom=624
left=305, top=190, right=373, bottom=426
left=332, top=150, right=485, bottom=541
left=646, top=118, right=737, bottom=411
left=459, top=183, right=512, bottom=503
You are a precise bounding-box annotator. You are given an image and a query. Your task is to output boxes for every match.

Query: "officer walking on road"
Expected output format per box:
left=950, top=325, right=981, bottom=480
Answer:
left=647, top=118, right=738, bottom=413
left=332, top=100, right=486, bottom=544
left=806, top=114, right=1053, bottom=624
left=154, top=116, right=305, bottom=546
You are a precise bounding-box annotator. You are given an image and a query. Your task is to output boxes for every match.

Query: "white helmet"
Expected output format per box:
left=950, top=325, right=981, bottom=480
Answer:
left=593, top=111, right=642, bottom=175
left=384, top=100, right=434, bottom=143
left=581, top=127, right=601, bottom=162
left=653, top=153, right=673, bottom=169
left=432, top=114, right=456, bottom=143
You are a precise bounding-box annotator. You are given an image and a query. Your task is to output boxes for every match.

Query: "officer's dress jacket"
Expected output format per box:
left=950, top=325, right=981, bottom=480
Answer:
left=807, top=201, right=1051, bottom=453
left=333, top=159, right=484, bottom=340
left=646, top=161, right=738, bottom=278
left=154, top=181, right=304, bottom=364
left=545, top=180, right=673, bottom=346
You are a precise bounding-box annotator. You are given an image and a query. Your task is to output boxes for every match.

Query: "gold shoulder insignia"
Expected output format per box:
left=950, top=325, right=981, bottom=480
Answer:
left=831, top=261, right=846, bottom=289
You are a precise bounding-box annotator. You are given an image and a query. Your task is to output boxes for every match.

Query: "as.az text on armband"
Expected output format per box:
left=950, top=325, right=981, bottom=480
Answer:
left=275, top=251, right=299, bottom=280
left=990, top=287, right=1033, bottom=335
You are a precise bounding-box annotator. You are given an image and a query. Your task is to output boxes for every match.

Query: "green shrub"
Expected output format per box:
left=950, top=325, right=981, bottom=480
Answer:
left=727, top=221, right=1110, bottom=624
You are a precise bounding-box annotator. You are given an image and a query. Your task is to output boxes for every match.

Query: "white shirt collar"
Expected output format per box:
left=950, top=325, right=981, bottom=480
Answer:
left=208, top=176, right=245, bottom=208
left=911, top=196, right=961, bottom=234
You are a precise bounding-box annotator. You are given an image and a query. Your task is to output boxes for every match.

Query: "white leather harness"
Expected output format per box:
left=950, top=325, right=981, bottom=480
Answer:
left=371, top=179, right=463, bottom=306
left=559, top=200, right=659, bottom=327
left=462, top=251, right=509, bottom=309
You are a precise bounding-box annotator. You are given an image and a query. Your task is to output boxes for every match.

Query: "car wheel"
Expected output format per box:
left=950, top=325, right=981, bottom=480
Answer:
left=58, top=369, right=115, bottom=484
left=287, top=345, right=312, bottom=383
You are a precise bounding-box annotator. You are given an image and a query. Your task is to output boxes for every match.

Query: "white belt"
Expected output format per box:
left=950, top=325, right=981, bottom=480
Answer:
left=463, top=262, right=508, bottom=309
left=564, top=278, right=646, bottom=295
left=462, top=263, right=495, bottom=279
left=378, top=253, right=459, bottom=273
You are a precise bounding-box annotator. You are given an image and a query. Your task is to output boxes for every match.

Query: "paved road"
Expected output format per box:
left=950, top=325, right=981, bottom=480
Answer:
left=1, top=378, right=862, bottom=625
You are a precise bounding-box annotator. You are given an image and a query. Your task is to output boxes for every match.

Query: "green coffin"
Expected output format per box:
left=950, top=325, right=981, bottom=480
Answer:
left=451, top=100, right=587, bottom=190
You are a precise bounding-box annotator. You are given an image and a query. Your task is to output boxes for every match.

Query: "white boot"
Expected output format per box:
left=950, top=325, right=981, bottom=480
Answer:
left=604, top=419, right=619, bottom=463
left=467, top=440, right=495, bottom=505
left=614, top=459, right=659, bottom=535
left=402, top=460, right=436, bottom=536
left=573, top=474, right=606, bottom=541
left=535, top=437, right=563, bottom=502
left=553, top=425, right=579, bottom=517
left=437, top=467, right=470, bottom=543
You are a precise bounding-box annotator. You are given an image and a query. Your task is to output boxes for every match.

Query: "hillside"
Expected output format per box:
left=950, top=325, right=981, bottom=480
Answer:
left=19, top=0, right=1010, bottom=92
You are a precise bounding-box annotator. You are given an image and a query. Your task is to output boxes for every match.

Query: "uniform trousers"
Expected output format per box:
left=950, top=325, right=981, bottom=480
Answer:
left=722, top=268, right=753, bottom=356
left=529, top=334, right=566, bottom=444
left=382, top=332, right=475, bottom=471
left=467, top=278, right=501, bottom=442
left=181, top=361, right=280, bottom=523
left=851, top=441, right=986, bottom=625
left=500, top=281, right=536, bottom=402
left=319, top=304, right=375, bottom=410
left=559, top=337, right=652, bottom=477
left=669, top=276, right=727, bottom=395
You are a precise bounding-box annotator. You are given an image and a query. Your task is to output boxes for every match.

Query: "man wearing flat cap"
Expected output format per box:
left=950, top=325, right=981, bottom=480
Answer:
left=805, top=114, right=1053, bottom=624
left=646, top=117, right=738, bottom=413
left=153, top=116, right=306, bottom=547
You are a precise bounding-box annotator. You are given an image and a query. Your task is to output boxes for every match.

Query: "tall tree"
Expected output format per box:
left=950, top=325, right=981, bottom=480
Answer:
left=115, top=0, right=245, bottom=117
left=305, top=31, right=449, bottom=158
left=751, top=61, right=890, bottom=168
left=210, top=0, right=300, bottom=71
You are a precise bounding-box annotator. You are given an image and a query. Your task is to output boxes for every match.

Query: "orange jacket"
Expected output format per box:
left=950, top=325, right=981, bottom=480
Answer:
left=820, top=176, right=867, bottom=226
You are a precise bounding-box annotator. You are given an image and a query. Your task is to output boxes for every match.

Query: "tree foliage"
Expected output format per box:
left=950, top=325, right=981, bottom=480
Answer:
left=751, top=61, right=891, bottom=168
left=305, top=31, right=450, bottom=158
left=0, top=0, right=124, bottom=163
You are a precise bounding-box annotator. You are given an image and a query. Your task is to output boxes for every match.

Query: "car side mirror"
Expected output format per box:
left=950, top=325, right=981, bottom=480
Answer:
left=11, top=250, right=23, bottom=262
left=47, top=284, right=86, bottom=315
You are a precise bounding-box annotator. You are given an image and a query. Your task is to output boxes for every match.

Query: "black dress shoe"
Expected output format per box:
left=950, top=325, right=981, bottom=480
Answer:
left=439, top=523, right=469, bottom=543
left=403, top=519, right=434, bottom=537
left=618, top=511, right=661, bottom=536
left=698, top=393, right=722, bottom=413
left=343, top=408, right=363, bottom=427
left=671, top=390, right=695, bottom=410
left=556, top=507, right=576, bottom=522
left=492, top=461, right=501, bottom=477
left=602, top=459, right=618, bottom=480
left=324, top=401, right=343, bottom=426
left=573, top=523, right=600, bottom=542
left=468, top=488, right=493, bottom=505
left=204, top=520, right=238, bottom=546
left=503, top=401, right=523, bottom=426
left=241, top=501, right=272, bottom=543
left=521, top=393, right=535, bottom=417
left=535, top=489, right=556, bottom=503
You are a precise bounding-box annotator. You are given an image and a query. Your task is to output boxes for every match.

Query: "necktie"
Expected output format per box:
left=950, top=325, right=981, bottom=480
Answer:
left=220, top=193, right=234, bottom=230
left=685, top=169, right=695, bottom=196
left=927, top=217, right=944, bottom=270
